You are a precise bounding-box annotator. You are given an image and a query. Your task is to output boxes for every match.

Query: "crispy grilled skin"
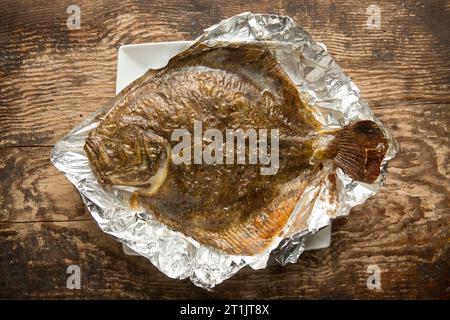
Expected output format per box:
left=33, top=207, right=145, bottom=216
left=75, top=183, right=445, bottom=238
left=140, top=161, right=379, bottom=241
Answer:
left=85, top=44, right=387, bottom=255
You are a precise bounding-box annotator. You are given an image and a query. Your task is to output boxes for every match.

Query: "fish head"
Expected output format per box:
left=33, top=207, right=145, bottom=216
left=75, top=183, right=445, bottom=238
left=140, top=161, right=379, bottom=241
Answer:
left=84, top=125, right=170, bottom=188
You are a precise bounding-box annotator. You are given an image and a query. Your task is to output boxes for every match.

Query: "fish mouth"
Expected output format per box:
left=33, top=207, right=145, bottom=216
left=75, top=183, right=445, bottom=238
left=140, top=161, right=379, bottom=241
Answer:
left=84, top=137, right=111, bottom=184
left=84, top=137, right=104, bottom=165
left=84, top=137, right=98, bottom=160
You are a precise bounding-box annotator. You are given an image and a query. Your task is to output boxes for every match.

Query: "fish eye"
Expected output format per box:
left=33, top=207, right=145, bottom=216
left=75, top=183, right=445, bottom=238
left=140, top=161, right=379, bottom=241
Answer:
left=123, top=144, right=134, bottom=155
left=104, top=141, right=116, bottom=149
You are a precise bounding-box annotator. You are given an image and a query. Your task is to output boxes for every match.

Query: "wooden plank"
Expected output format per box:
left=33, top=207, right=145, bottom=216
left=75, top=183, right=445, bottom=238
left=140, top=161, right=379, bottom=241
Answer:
left=0, top=147, right=91, bottom=222
left=0, top=201, right=447, bottom=299
left=0, top=103, right=448, bottom=298
left=1, top=0, right=449, bottom=147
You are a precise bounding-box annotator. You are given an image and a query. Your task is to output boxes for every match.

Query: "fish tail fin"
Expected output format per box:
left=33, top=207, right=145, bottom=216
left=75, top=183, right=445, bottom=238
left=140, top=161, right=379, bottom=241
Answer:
left=331, top=120, right=388, bottom=184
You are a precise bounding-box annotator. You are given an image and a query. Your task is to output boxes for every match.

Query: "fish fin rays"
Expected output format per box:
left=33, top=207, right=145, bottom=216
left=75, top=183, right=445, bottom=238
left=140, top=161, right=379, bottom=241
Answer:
left=332, top=120, right=388, bottom=184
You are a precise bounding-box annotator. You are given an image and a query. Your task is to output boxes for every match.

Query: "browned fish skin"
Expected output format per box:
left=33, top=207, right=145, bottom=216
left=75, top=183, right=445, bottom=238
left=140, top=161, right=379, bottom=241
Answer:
left=84, top=43, right=387, bottom=255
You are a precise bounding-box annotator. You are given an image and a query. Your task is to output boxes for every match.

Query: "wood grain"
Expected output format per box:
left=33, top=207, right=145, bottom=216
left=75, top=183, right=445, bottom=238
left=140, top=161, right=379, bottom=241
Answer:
left=0, top=0, right=449, bottom=299
left=0, top=217, right=446, bottom=299
left=0, top=147, right=90, bottom=223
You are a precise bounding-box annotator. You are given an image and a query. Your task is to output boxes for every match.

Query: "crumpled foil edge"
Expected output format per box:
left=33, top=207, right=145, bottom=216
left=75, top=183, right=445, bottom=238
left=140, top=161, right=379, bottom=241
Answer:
left=51, top=12, right=398, bottom=290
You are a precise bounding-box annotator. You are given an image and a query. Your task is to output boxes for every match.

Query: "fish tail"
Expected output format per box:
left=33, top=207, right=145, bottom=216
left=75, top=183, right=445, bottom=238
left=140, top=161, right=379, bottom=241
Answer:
left=329, top=120, right=388, bottom=184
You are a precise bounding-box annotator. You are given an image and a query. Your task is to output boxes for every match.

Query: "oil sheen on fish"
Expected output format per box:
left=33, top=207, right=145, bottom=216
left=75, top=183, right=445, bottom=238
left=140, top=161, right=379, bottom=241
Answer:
left=84, top=43, right=388, bottom=256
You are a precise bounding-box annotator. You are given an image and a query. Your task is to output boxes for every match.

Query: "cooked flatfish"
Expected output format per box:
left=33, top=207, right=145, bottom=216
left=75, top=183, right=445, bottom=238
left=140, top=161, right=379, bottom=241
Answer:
left=84, top=43, right=388, bottom=255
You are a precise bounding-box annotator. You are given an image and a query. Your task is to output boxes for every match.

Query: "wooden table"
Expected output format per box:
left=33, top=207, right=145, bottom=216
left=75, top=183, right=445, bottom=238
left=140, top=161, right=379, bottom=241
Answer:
left=0, top=0, right=449, bottom=299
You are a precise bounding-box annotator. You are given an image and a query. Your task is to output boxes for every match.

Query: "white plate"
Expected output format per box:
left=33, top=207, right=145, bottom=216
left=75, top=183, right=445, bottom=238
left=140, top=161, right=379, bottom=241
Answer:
left=116, top=41, right=332, bottom=255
